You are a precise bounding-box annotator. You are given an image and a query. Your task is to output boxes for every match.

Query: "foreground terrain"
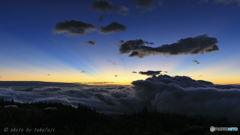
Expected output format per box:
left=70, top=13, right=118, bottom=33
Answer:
left=0, top=98, right=239, bottom=135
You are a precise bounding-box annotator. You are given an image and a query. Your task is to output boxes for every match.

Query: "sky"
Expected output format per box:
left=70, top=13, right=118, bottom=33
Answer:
left=0, top=0, right=240, bottom=85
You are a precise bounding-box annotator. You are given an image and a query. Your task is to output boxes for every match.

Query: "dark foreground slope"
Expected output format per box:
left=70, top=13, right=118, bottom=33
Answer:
left=0, top=98, right=239, bottom=135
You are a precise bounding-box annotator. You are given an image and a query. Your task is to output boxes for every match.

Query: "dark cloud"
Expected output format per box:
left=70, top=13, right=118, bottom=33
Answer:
left=119, top=40, right=125, bottom=44
left=139, top=70, right=162, bottom=76
left=119, top=34, right=219, bottom=58
left=132, top=74, right=240, bottom=122
left=81, top=71, right=85, bottom=73
left=115, top=40, right=125, bottom=47
left=87, top=41, right=96, bottom=45
left=53, top=19, right=96, bottom=36
left=90, top=0, right=128, bottom=15
left=115, top=75, right=118, bottom=77
left=192, top=59, right=200, bottom=64
left=132, top=71, right=137, bottom=73
left=99, top=22, right=126, bottom=34
left=164, top=71, right=168, bottom=73
left=145, top=41, right=154, bottom=45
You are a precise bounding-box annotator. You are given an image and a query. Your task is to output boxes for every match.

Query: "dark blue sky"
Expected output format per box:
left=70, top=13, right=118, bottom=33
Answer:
left=0, top=0, right=239, bottom=84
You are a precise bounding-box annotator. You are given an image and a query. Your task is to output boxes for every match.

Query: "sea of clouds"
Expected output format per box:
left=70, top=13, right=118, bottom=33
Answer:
left=1, top=75, right=240, bottom=122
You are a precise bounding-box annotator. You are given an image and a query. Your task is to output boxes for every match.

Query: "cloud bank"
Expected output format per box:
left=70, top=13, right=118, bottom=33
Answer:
left=1, top=76, right=240, bottom=122
left=99, top=22, right=127, bottom=34
left=119, top=34, right=219, bottom=58
left=132, top=75, right=240, bottom=122
left=90, top=0, right=128, bottom=15
left=54, top=20, right=96, bottom=36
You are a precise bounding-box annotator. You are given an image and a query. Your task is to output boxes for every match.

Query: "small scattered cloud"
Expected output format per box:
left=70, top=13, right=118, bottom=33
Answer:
left=90, top=0, right=128, bottom=15
left=119, top=34, right=219, bottom=58
left=48, top=74, right=50, bottom=76
left=139, top=70, right=162, bottom=76
left=164, top=71, right=168, bottom=73
left=132, top=71, right=137, bottom=73
left=87, top=41, right=96, bottom=45
left=81, top=71, right=85, bottom=73
left=53, top=19, right=96, bottom=36
left=81, top=42, right=85, bottom=45
left=115, top=75, right=118, bottom=77
left=99, top=22, right=126, bottom=34
left=192, top=60, right=200, bottom=64
left=107, top=60, right=119, bottom=65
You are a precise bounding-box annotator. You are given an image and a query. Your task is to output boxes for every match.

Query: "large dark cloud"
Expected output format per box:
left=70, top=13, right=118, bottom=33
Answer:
left=87, top=41, right=96, bottom=45
left=132, top=75, right=240, bottom=122
left=99, top=22, right=126, bottom=34
left=119, top=34, right=219, bottom=58
left=53, top=20, right=96, bottom=36
left=90, top=0, right=128, bottom=15
left=139, top=70, right=162, bottom=76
